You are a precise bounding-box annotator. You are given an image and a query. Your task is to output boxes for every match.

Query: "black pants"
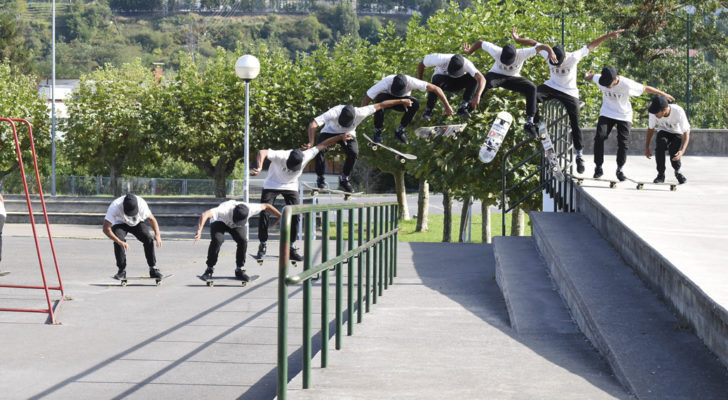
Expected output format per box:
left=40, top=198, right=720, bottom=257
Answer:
left=315, top=133, right=359, bottom=177
left=0, top=215, right=4, bottom=264
left=259, top=189, right=299, bottom=244
left=594, top=116, right=631, bottom=168
left=206, top=221, right=247, bottom=269
left=373, top=93, right=420, bottom=129
left=482, top=72, right=538, bottom=117
left=534, top=85, right=583, bottom=151
left=655, top=130, right=683, bottom=174
left=112, top=222, right=156, bottom=270
left=426, top=74, right=477, bottom=110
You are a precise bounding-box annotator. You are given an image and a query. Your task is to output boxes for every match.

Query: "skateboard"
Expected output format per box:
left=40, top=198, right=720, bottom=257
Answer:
left=361, top=133, right=417, bottom=164
left=198, top=274, right=260, bottom=287
left=537, top=122, right=565, bottom=182
left=251, top=253, right=264, bottom=265
left=414, top=123, right=467, bottom=140
left=0, top=271, right=9, bottom=277
left=625, top=178, right=678, bottom=191
left=478, top=111, right=513, bottom=163
left=568, top=174, right=620, bottom=188
left=112, top=273, right=174, bottom=287
left=301, top=183, right=362, bottom=201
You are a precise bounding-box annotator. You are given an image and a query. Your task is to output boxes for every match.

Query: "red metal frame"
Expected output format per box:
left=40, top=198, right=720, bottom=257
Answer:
left=0, top=118, right=65, bottom=324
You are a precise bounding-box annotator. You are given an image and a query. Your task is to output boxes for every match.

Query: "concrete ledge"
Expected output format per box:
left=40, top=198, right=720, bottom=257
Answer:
left=574, top=184, right=728, bottom=370
left=531, top=212, right=728, bottom=399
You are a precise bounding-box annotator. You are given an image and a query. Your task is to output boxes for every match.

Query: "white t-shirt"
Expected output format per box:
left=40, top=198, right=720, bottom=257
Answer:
left=423, top=53, right=480, bottom=78
left=0, top=199, right=5, bottom=218
left=210, top=200, right=263, bottom=228
left=480, top=41, right=538, bottom=77
left=366, top=74, right=429, bottom=99
left=649, top=104, right=690, bottom=135
left=540, top=46, right=589, bottom=98
left=314, top=105, right=377, bottom=136
left=592, top=74, right=645, bottom=122
left=104, top=195, right=152, bottom=226
left=263, top=148, right=319, bottom=191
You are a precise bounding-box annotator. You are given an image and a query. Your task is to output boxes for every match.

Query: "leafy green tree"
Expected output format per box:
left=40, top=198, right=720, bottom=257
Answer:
left=0, top=12, right=32, bottom=73
left=0, top=62, right=49, bottom=182
left=62, top=60, right=162, bottom=196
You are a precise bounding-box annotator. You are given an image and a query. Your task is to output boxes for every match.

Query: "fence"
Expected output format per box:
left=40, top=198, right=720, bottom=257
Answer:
left=276, top=201, right=400, bottom=399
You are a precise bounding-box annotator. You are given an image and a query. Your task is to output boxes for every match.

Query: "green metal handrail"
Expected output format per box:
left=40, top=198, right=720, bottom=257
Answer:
left=277, top=201, right=400, bottom=399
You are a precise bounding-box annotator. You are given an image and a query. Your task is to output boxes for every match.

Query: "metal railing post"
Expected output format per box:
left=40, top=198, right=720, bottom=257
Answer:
left=347, top=208, right=354, bottom=336
left=394, top=205, right=398, bottom=277
left=303, top=212, right=313, bottom=388
left=335, top=209, right=343, bottom=350
left=357, top=208, right=364, bottom=323
left=372, top=206, right=378, bottom=304
left=277, top=208, right=293, bottom=400
left=321, top=210, right=329, bottom=368
left=366, top=206, right=372, bottom=312
left=384, top=205, right=389, bottom=290
left=378, top=205, right=384, bottom=296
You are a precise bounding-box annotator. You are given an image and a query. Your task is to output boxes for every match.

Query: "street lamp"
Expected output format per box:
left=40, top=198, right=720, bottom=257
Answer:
left=685, top=5, right=695, bottom=120
left=235, top=55, right=260, bottom=237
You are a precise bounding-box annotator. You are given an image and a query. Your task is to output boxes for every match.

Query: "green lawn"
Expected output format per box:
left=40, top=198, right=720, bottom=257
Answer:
left=328, top=213, right=531, bottom=243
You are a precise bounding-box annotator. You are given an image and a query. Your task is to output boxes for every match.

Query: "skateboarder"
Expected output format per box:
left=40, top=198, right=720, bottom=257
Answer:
left=511, top=27, right=625, bottom=173
left=416, top=53, right=486, bottom=120
left=585, top=66, right=674, bottom=181
left=305, top=99, right=412, bottom=192
left=194, top=200, right=280, bottom=282
left=362, top=73, right=454, bottom=144
left=250, top=133, right=354, bottom=261
left=645, top=95, right=690, bottom=184
left=462, top=36, right=557, bottom=137
left=102, top=194, right=163, bottom=280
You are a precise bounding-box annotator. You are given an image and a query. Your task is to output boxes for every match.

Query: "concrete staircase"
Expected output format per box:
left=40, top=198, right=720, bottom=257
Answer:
left=494, top=213, right=728, bottom=399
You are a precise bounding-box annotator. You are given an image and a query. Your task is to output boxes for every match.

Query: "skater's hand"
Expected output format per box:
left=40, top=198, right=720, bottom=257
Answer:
left=672, top=150, right=684, bottom=161
left=609, top=29, right=625, bottom=38
left=470, top=97, right=480, bottom=111
left=250, top=167, right=261, bottom=176
left=400, top=98, right=413, bottom=111
left=645, top=148, right=652, bottom=159
left=194, top=230, right=202, bottom=243
left=340, top=133, right=354, bottom=143
left=301, top=142, right=313, bottom=150
left=511, top=26, right=520, bottom=41
left=584, top=70, right=594, bottom=82
left=462, top=42, right=475, bottom=54
left=444, top=105, right=454, bottom=116
left=155, top=234, right=162, bottom=248
left=118, top=241, right=130, bottom=251
left=665, top=94, right=675, bottom=102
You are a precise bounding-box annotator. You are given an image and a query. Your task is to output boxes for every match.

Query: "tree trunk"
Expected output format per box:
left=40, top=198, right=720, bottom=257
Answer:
left=442, top=187, right=452, bottom=242
left=482, top=200, right=492, bottom=244
left=458, top=196, right=472, bottom=242
left=393, top=169, right=410, bottom=220
left=510, top=207, right=525, bottom=236
left=110, top=164, right=122, bottom=197
left=416, top=180, right=429, bottom=232
left=213, top=166, right=228, bottom=198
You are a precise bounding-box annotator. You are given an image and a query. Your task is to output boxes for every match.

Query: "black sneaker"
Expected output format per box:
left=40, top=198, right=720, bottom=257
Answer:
left=456, top=106, right=471, bottom=119
left=422, top=108, right=433, bottom=121
left=373, top=129, right=383, bottom=143
left=339, top=176, right=354, bottom=193
left=616, top=170, right=627, bottom=182
left=256, top=243, right=267, bottom=259
left=675, top=172, right=687, bottom=184
left=316, top=176, right=326, bottom=189
left=394, top=127, right=408, bottom=144
left=235, top=267, right=250, bottom=282
left=149, top=267, right=163, bottom=279
left=524, top=122, right=538, bottom=138
left=593, top=166, right=604, bottom=178
left=289, top=246, right=303, bottom=262
left=653, top=173, right=665, bottom=183
left=576, top=157, right=585, bottom=174
left=200, top=267, right=214, bottom=281
left=113, top=269, right=126, bottom=280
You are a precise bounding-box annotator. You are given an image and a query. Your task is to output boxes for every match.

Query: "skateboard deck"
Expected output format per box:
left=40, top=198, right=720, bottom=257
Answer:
left=251, top=253, right=265, bottom=265
left=361, top=133, right=417, bottom=164
left=478, top=111, right=513, bottom=163
left=414, top=124, right=467, bottom=140
left=301, top=183, right=363, bottom=201
left=112, top=273, right=174, bottom=287
left=0, top=271, right=9, bottom=277
left=625, top=178, right=678, bottom=191
left=198, top=274, right=260, bottom=287
left=568, top=174, right=620, bottom=188
left=538, top=123, right=565, bottom=182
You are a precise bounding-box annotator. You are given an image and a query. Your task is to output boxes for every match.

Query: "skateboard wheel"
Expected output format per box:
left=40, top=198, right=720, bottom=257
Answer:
left=577, top=179, right=584, bottom=185
left=291, top=261, right=297, bottom=268
left=257, top=260, right=263, bottom=265
left=241, top=281, right=247, bottom=287
left=156, top=279, right=162, bottom=286
left=371, top=144, right=378, bottom=151
left=637, top=184, right=644, bottom=190
left=312, top=190, right=319, bottom=196
left=344, top=195, right=351, bottom=201
left=399, top=157, right=406, bottom=164
left=609, top=182, right=616, bottom=188
left=207, top=281, right=214, bottom=287
left=670, top=185, right=677, bottom=191
left=121, top=280, right=127, bottom=287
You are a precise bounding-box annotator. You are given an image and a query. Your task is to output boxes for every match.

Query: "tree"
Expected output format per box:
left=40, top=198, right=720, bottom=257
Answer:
left=0, top=12, right=32, bottom=73
left=0, top=62, right=49, bottom=182
left=62, top=60, right=162, bottom=196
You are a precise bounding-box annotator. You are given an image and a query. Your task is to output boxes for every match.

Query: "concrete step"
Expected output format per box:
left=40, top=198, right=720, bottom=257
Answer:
left=493, top=236, right=577, bottom=335
left=531, top=212, right=728, bottom=399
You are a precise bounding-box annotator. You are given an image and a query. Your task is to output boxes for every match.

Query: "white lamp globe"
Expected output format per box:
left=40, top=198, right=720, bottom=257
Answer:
left=235, top=55, right=260, bottom=81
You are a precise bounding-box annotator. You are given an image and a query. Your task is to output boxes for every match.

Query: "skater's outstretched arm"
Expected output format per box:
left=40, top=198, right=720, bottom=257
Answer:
left=361, top=94, right=372, bottom=106
left=673, top=130, right=690, bottom=161
left=316, top=133, right=354, bottom=151
left=535, top=44, right=558, bottom=64
left=147, top=215, right=162, bottom=248
left=416, top=61, right=426, bottom=80
left=261, top=203, right=282, bottom=220
left=511, top=27, right=537, bottom=46
left=462, top=41, right=483, bottom=55
left=250, top=149, right=268, bottom=176
left=588, top=29, right=625, bottom=51
left=305, top=120, right=320, bottom=150
left=374, top=98, right=412, bottom=111
left=103, top=220, right=130, bottom=251
left=426, top=83, right=454, bottom=115
left=645, top=128, right=656, bottom=159
left=194, top=210, right=214, bottom=242
left=472, top=72, right=486, bottom=110
left=644, top=86, right=674, bottom=102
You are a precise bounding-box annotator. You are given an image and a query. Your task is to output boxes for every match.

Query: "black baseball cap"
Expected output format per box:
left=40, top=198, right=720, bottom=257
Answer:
left=500, top=44, right=517, bottom=65
left=338, top=105, right=356, bottom=128
left=232, top=203, right=249, bottom=223
left=447, top=55, right=465, bottom=75
left=286, top=149, right=305, bottom=171
left=390, top=74, right=408, bottom=97
left=549, top=44, right=565, bottom=66
left=123, top=194, right=138, bottom=216
left=598, top=65, right=618, bottom=87
left=648, top=96, right=669, bottom=114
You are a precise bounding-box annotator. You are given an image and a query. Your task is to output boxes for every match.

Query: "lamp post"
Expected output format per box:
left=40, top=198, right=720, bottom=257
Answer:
left=51, top=0, right=56, bottom=196
left=235, top=55, right=260, bottom=237
left=685, top=5, right=695, bottom=120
